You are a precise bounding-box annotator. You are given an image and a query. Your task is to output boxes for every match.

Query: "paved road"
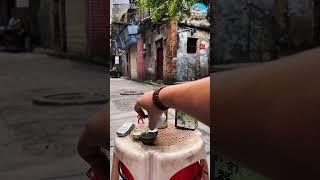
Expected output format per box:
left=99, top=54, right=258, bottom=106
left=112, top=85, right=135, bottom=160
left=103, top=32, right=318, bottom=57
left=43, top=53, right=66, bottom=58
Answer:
left=0, top=52, right=108, bottom=180
left=110, top=78, right=210, bottom=177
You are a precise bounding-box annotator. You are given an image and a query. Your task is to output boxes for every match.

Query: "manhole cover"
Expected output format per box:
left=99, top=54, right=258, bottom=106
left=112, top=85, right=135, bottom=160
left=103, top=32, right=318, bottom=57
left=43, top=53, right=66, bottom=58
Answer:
left=33, top=92, right=108, bottom=105
left=120, top=90, right=144, bottom=95
left=112, top=99, right=136, bottom=111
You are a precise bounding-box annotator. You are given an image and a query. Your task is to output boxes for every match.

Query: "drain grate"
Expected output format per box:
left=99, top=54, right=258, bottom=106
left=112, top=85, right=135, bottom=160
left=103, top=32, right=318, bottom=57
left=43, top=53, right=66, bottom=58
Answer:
left=32, top=92, right=108, bottom=105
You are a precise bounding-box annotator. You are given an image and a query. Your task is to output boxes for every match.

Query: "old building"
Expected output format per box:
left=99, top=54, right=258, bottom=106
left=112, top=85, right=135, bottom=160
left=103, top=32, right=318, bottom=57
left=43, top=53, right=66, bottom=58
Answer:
left=111, top=1, right=131, bottom=76
left=111, top=3, right=130, bottom=23
left=115, top=25, right=139, bottom=79
left=137, top=18, right=210, bottom=82
left=112, top=1, right=145, bottom=79
left=112, top=2, right=210, bottom=83
left=49, top=0, right=109, bottom=60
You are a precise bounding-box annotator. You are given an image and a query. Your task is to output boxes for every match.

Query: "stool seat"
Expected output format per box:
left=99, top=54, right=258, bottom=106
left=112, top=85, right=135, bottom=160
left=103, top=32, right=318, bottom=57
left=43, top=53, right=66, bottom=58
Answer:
left=112, top=120, right=207, bottom=180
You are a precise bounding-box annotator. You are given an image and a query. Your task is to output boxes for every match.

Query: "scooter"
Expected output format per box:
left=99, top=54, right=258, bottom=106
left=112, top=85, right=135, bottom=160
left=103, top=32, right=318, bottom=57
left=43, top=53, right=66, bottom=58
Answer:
left=0, top=18, right=30, bottom=52
left=110, top=66, right=121, bottom=78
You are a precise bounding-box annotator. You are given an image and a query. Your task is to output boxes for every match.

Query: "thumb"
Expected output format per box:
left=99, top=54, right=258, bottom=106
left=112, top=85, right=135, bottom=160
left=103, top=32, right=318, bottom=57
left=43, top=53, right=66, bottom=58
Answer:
left=148, top=113, right=157, bottom=130
left=148, top=112, right=162, bottom=130
left=134, top=102, right=145, bottom=117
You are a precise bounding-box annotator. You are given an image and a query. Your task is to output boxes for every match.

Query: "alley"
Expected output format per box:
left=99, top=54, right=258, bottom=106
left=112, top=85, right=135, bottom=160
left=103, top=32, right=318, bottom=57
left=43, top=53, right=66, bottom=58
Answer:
left=0, top=52, right=107, bottom=180
left=110, top=77, right=210, bottom=175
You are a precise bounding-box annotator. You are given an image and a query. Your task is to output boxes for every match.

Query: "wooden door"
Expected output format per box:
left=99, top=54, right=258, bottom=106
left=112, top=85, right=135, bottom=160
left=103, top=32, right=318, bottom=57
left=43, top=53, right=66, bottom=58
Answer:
left=156, top=47, right=163, bottom=80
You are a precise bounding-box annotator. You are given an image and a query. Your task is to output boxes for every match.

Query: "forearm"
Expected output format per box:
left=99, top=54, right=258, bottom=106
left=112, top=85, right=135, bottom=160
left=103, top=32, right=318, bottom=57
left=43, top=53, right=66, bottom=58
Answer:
left=78, top=104, right=109, bottom=164
left=159, top=77, right=210, bottom=126
left=214, top=48, right=320, bottom=179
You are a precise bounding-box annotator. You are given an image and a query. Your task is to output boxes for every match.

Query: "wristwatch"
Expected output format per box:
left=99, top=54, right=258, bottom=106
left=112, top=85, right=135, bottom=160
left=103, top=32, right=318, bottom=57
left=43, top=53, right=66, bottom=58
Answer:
left=152, top=86, right=169, bottom=111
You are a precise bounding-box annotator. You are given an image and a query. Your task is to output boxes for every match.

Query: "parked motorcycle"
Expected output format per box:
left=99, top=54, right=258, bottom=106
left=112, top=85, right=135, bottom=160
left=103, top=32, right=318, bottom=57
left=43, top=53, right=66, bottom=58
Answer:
left=0, top=17, right=31, bottom=52
left=110, top=66, right=121, bottom=78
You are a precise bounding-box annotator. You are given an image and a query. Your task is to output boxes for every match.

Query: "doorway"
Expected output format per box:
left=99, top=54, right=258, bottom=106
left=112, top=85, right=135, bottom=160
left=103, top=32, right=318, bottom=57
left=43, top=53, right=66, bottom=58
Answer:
left=126, top=51, right=130, bottom=78
left=51, top=0, right=66, bottom=52
left=156, top=39, right=163, bottom=80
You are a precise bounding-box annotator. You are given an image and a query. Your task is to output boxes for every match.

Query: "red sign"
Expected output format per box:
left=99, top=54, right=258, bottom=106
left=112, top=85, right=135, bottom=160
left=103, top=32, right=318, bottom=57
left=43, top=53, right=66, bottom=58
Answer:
left=200, top=43, right=206, bottom=49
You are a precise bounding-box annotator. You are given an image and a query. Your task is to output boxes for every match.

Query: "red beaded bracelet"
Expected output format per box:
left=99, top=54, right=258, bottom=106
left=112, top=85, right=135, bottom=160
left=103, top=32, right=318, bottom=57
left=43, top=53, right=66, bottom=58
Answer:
left=152, top=86, right=169, bottom=111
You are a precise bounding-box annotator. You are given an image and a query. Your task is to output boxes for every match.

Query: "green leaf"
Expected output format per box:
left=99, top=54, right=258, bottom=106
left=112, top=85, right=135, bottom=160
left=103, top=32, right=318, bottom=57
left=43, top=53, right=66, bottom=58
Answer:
left=134, top=0, right=195, bottom=22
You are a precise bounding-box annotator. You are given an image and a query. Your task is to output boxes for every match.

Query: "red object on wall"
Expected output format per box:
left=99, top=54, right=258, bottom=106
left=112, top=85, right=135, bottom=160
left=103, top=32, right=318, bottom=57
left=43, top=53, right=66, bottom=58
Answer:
left=87, top=0, right=109, bottom=57
left=137, top=34, right=145, bottom=80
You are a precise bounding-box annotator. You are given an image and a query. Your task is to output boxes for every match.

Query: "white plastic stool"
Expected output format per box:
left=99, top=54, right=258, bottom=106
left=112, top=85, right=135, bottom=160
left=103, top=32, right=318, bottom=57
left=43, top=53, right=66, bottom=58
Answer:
left=111, top=120, right=209, bottom=180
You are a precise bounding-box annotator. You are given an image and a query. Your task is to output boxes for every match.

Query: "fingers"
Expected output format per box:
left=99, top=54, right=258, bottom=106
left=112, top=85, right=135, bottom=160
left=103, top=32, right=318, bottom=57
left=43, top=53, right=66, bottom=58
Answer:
left=134, top=91, right=160, bottom=130
left=148, top=114, right=157, bottom=130
left=134, top=101, right=145, bottom=116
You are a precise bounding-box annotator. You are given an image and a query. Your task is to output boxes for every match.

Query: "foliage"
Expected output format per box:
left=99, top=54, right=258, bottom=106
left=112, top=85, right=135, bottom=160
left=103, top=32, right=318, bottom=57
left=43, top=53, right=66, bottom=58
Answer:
left=134, top=0, right=197, bottom=22
left=112, top=15, right=121, bottom=23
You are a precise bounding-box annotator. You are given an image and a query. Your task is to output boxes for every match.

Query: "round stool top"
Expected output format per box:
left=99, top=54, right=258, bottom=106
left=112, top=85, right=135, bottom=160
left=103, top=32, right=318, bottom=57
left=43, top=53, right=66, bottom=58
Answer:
left=114, top=120, right=206, bottom=180
left=154, top=122, right=191, bottom=146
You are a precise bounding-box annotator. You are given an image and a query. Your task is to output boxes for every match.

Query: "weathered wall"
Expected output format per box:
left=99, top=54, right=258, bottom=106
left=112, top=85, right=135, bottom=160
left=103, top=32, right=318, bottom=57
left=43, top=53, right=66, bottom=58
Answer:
left=120, top=53, right=128, bottom=77
left=143, top=29, right=156, bottom=80
left=215, top=0, right=274, bottom=64
left=176, top=27, right=210, bottom=82
left=214, top=0, right=315, bottom=64
left=66, top=0, right=87, bottom=53
left=112, top=3, right=129, bottom=22
left=142, top=25, right=167, bottom=81
left=288, top=0, right=314, bottom=49
left=210, top=1, right=214, bottom=73
left=129, top=46, right=138, bottom=79
left=142, top=24, right=209, bottom=82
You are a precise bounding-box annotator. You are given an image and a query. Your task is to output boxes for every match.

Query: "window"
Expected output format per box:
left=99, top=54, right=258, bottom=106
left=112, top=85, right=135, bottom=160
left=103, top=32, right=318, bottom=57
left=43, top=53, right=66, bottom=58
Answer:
left=187, top=38, right=198, bottom=53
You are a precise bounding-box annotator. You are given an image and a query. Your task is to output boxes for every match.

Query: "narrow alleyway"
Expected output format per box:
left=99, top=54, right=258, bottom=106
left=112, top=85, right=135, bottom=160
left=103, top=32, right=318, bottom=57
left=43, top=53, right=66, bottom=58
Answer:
left=0, top=52, right=108, bottom=180
left=110, top=78, right=210, bottom=175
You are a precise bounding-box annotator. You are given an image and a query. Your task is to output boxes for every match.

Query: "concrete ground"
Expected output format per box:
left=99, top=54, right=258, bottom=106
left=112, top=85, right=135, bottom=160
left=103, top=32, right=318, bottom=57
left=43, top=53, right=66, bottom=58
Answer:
left=110, top=78, right=210, bottom=177
left=0, top=52, right=108, bottom=180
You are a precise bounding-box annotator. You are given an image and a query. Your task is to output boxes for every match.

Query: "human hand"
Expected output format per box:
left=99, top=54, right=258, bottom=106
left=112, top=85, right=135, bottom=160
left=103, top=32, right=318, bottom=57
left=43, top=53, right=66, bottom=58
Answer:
left=87, top=157, right=109, bottom=180
left=134, top=90, right=164, bottom=130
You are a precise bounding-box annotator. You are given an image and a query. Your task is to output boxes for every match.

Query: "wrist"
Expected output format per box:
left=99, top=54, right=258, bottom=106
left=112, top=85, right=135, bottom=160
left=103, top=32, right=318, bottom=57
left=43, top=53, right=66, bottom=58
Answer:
left=158, top=85, right=173, bottom=109
left=152, top=86, right=169, bottom=111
